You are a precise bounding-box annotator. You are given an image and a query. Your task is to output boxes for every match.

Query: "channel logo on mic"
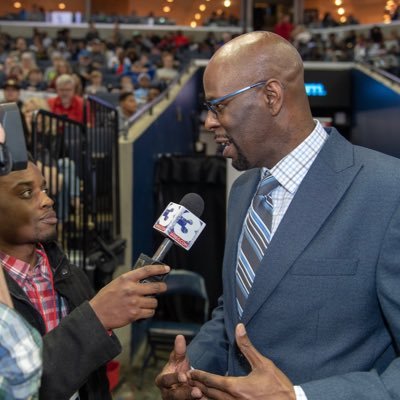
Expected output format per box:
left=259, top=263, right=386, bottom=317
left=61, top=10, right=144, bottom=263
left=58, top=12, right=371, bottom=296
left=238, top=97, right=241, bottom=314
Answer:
left=153, top=202, right=206, bottom=250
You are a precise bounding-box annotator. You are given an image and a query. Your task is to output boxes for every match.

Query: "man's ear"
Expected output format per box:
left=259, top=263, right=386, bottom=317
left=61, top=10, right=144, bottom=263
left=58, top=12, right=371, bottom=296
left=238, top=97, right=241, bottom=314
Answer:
left=264, top=79, right=284, bottom=116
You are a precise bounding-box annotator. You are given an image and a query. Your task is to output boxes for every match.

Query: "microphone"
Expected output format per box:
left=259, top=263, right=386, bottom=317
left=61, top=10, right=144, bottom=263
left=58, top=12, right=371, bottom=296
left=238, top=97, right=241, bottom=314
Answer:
left=153, top=193, right=205, bottom=260
left=134, top=193, right=206, bottom=283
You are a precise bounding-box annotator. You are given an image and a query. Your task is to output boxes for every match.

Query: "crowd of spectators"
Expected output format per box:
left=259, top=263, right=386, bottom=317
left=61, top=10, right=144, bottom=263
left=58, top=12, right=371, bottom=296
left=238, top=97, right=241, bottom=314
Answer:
left=0, top=25, right=212, bottom=136
left=289, top=24, right=400, bottom=76
left=271, top=10, right=400, bottom=77
left=0, top=6, right=240, bottom=27
left=0, top=16, right=399, bottom=142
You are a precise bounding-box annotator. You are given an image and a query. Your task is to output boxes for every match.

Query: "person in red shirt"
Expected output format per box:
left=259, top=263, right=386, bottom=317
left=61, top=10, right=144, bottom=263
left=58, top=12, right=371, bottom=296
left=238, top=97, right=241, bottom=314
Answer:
left=173, top=30, right=190, bottom=48
left=274, top=14, right=295, bottom=42
left=47, top=74, right=84, bottom=123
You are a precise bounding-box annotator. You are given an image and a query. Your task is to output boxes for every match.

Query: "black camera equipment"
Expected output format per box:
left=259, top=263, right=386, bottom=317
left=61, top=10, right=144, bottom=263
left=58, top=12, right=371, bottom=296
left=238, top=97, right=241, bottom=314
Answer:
left=0, top=103, right=28, bottom=176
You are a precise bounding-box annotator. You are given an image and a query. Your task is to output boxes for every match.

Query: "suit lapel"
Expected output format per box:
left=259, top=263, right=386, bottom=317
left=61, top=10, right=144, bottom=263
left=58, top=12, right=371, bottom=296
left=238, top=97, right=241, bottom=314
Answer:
left=242, top=130, right=363, bottom=324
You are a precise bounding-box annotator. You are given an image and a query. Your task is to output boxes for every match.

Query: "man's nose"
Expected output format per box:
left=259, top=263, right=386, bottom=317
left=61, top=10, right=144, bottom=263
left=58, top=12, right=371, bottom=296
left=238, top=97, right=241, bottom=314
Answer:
left=40, top=191, right=54, bottom=208
left=204, top=110, right=220, bottom=131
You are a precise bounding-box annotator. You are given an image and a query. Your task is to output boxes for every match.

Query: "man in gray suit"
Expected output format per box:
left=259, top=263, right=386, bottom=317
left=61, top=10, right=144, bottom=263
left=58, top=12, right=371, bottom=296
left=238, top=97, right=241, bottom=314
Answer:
left=156, top=31, right=400, bottom=399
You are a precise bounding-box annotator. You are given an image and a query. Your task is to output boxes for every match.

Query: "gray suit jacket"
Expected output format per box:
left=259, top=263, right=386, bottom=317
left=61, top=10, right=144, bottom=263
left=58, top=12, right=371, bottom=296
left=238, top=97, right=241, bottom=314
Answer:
left=188, top=128, right=400, bottom=399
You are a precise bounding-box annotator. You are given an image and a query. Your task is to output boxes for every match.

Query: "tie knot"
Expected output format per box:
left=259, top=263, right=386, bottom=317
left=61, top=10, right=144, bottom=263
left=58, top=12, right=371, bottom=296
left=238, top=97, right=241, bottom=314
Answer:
left=257, top=173, right=279, bottom=197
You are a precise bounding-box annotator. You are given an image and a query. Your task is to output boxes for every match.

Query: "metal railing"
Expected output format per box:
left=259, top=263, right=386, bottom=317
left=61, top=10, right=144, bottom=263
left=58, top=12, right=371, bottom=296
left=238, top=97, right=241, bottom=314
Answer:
left=30, top=96, right=125, bottom=290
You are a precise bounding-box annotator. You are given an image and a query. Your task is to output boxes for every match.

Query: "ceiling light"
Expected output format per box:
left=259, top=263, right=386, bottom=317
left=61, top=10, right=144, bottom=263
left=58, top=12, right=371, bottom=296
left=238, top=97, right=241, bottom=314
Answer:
left=163, top=5, right=171, bottom=12
left=224, top=0, right=231, bottom=7
left=334, top=0, right=342, bottom=6
left=13, top=1, right=22, bottom=8
left=195, top=13, right=201, bottom=20
left=337, top=7, right=345, bottom=15
left=190, top=21, right=197, bottom=27
left=58, top=2, right=66, bottom=9
left=199, top=4, right=206, bottom=11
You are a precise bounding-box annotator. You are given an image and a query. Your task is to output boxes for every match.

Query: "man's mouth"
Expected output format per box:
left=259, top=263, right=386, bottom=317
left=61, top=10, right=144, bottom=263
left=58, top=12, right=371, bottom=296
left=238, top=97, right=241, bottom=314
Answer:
left=216, top=137, right=232, bottom=156
left=40, top=211, right=58, bottom=225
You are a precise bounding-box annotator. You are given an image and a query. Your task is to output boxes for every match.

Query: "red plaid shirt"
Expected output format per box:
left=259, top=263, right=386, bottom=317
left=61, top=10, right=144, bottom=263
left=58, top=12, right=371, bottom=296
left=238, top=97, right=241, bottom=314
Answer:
left=0, top=245, right=68, bottom=333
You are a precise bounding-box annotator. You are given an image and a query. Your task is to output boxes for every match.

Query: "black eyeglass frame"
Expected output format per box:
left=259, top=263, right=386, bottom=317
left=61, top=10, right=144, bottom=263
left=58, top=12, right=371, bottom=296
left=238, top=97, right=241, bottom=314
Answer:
left=204, top=80, right=267, bottom=115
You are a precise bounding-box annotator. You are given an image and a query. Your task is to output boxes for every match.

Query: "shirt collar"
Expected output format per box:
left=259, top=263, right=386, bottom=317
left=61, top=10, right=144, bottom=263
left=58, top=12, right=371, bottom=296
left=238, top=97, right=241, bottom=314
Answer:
left=0, top=244, right=47, bottom=283
left=262, top=120, right=328, bottom=194
left=54, top=96, right=77, bottom=110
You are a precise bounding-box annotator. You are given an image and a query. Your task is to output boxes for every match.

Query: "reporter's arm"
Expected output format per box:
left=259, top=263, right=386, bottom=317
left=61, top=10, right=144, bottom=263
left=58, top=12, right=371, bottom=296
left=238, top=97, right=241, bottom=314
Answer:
left=40, top=280, right=121, bottom=399
left=40, top=263, right=169, bottom=399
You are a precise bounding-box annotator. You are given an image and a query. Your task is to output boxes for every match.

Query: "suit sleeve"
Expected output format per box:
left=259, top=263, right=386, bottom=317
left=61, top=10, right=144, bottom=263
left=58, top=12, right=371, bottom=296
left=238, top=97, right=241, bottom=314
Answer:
left=301, top=203, right=400, bottom=400
left=40, top=301, right=121, bottom=400
left=187, top=295, right=230, bottom=375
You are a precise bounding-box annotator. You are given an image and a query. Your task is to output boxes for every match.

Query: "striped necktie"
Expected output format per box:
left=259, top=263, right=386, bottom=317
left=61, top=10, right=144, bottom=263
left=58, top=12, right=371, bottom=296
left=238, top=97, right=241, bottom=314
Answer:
left=236, top=173, right=279, bottom=317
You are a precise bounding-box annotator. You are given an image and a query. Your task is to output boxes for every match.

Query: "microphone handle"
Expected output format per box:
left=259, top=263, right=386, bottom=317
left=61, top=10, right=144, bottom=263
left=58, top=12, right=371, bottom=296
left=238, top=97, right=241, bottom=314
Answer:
left=152, top=238, right=174, bottom=262
left=133, top=253, right=170, bottom=283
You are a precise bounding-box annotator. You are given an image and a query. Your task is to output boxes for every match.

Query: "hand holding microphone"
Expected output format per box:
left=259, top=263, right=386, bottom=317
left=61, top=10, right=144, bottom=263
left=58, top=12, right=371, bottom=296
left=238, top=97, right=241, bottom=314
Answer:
left=134, top=193, right=206, bottom=283
left=89, top=264, right=170, bottom=330
left=89, top=193, right=206, bottom=329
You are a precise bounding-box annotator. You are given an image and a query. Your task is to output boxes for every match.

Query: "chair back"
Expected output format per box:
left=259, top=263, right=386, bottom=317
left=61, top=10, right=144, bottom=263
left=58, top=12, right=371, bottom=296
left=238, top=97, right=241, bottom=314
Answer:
left=138, top=269, right=209, bottom=387
left=162, top=269, right=209, bottom=324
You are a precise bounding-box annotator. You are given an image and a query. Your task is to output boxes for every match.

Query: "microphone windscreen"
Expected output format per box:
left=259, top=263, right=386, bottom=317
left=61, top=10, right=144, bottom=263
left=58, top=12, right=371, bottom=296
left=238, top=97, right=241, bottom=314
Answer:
left=179, top=193, right=204, bottom=218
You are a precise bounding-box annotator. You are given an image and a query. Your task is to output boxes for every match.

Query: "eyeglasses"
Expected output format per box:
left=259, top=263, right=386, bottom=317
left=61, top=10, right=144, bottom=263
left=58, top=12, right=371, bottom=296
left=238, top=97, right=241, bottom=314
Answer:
left=204, top=81, right=267, bottom=115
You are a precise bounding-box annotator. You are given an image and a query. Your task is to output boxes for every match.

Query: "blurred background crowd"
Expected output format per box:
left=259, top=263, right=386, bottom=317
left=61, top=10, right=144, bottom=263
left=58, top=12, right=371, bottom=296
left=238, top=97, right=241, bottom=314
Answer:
left=0, top=16, right=399, bottom=139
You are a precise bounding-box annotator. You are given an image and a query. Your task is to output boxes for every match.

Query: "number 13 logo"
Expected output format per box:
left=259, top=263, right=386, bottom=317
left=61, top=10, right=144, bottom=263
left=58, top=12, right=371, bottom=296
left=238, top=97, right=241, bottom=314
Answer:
left=157, top=203, right=180, bottom=227
left=173, top=210, right=202, bottom=242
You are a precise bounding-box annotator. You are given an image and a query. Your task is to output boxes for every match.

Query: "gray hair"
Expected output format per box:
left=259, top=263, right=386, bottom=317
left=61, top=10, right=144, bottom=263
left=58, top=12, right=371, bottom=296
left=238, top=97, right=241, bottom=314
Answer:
left=55, top=74, right=75, bottom=88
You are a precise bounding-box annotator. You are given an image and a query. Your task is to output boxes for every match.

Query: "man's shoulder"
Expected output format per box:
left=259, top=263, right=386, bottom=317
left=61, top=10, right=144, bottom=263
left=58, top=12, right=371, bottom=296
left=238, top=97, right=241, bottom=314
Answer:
left=353, top=143, right=400, bottom=166
left=354, top=145, right=400, bottom=188
left=323, top=127, right=400, bottom=172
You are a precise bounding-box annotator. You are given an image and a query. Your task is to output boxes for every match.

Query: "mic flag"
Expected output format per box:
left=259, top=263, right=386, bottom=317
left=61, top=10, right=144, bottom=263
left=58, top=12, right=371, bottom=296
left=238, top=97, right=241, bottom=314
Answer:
left=153, top=200, right=206, bottom=250
left=134, top=193, right=206, bottom=283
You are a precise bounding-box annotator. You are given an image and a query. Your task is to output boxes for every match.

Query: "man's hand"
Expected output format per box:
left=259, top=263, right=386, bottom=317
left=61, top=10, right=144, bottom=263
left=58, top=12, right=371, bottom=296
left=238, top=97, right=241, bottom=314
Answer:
left=155, top=335, right=194, bottom=400
left=89, top=264, right=170, bottom=330
left=188, top=323, right=296, bottom=400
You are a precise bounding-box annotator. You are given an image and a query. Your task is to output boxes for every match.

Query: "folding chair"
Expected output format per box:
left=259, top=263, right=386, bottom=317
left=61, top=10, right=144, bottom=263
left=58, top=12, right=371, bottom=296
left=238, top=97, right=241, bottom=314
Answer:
left=139, top=269, right=209, bottom=386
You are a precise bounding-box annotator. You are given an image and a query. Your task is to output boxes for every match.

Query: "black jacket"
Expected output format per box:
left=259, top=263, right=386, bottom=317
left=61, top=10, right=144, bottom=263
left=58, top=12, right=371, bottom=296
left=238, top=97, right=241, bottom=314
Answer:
left=5, top=241, right=122, bottom=400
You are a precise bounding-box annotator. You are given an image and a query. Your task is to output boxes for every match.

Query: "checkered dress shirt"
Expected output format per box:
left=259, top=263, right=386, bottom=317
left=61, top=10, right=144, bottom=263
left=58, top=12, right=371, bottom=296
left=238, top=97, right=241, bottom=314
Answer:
left=263, top=120, right=328, bottom=236
left=0, top=245, right=68, bottom=333
left=0, top=303, right=42, bottom=400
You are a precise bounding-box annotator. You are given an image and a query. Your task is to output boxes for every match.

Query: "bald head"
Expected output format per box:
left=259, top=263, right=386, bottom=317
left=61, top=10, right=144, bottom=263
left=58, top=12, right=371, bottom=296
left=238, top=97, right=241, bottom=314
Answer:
left=207, top=31, right=305, bottom=99
left=203, top=31, right=315, bottom=169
